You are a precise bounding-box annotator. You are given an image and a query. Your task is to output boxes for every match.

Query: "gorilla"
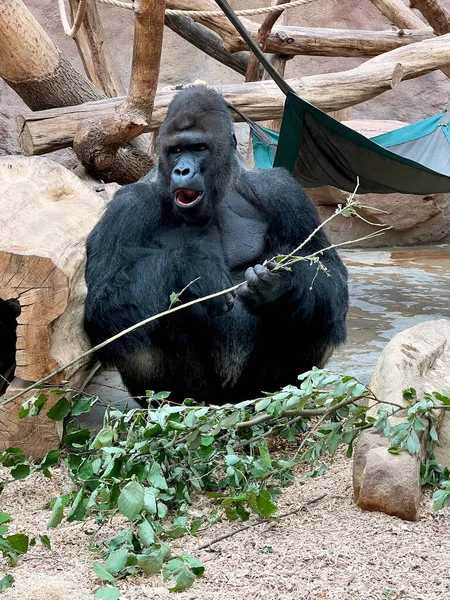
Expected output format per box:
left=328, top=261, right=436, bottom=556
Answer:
left=0, top=297, right=21, bottom=393
left=84, top=86, right=348, bottom=405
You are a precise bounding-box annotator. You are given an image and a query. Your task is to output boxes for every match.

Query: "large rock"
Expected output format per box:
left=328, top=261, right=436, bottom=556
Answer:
left=310, top=187, right=450, bottom=247
left=353, top=319, right=450, bottom=520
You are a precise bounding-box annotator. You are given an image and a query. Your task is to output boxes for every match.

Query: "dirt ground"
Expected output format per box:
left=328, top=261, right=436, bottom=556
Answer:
left=1, top=451, right=449, bottom=600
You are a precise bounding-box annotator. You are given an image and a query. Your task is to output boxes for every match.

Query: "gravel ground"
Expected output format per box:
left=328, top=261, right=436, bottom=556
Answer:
left=1, top=452, right=449, bottom=600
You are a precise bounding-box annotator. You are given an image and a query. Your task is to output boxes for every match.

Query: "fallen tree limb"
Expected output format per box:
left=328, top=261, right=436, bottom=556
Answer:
left=165, top=14, right=257, bottom=77
left=409, top=0, right=450, bottom=35
left=17, top=32, right=450, bottom=157
left=369, top=0, right=450, bottom=77
left=197, top=494, right=327, bottom=551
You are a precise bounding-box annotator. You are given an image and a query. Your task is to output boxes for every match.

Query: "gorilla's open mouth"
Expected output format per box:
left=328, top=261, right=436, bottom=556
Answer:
left=174, top=188, right=203, bottom=208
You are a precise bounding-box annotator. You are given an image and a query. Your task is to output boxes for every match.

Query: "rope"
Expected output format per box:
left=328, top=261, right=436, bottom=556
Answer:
left=58, top=0, right=89, bottom=37
left=97, top=0, right=319, bottom=18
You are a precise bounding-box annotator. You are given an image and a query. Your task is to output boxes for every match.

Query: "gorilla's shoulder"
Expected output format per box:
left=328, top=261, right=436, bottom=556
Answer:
left=238, top=166, right=313, bottom=211
left=109, top=181, right=160, bottom=211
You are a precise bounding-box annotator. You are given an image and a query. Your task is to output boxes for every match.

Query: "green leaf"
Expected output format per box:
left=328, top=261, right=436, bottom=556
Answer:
left=183, top=553, right=204, bottom=576
left=93, top=562, right=116, bottom=583
left=0, top=447, right=25, bottom=467
left=154, top=391, right=171, bottom=400
left=138, top=519, right=155, bottom=546
left=255, top=398, right=271, bottom=412
left=47, top=495, right=68, bottom=529
left=259, top=446, right=272, bottom=468
left=137, top=543, right=170, bottom=575
left=255, top=490, right=277, bottom=518
left=148, top=463, right=168, bottom=490
left=0, top=513, right=11, bottom=526
left=6, top=534, right=29, bottom=554
left=0, top=574, right=14, bottom=592
left=429, top=426, right=439, bottom=442
left=10, top=464, right=31, bottom=480
left=39, top=535, right=51, bottom=550
left=200, top=436, right=214, bottom=447
left=71, top=396, right=93, bottom=416
left=46, top=397, right=71, bottom=421
left=117, top=481, right=145, bottom=520
left=92, top=427, right=114, bottom=449
left=167, top=516, right=188, bottom=539
left=167, top=564, right=196, bottom=592
left=64, top=428, right=91, bottom=448
left=67, top=486, right=87, bottom=522
left=143, top=488, right=157, bottom=515
left=103, top=548, right=129, bottom=576
left=94, top=587, right=121, bottom=600
left=107, top=528, right=133, bottom=552
left=39, top=450, right=61, bottom=470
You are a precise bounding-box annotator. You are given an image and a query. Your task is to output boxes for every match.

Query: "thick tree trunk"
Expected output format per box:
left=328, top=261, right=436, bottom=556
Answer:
left=0, top=0, right=105, bottom=110
left=18, top=32, right=450, bottom=162
left=72, top=0, right=166, bottom=183
left=69, top=0, right=125, bottom=97
left=0, top=156, right=108, bottom=458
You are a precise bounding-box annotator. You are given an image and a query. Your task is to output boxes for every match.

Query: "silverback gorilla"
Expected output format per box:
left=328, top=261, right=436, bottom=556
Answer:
left=84, top=86, right=348, bottom=404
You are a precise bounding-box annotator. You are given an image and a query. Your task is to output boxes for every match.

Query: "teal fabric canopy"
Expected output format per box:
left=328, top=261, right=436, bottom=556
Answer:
left=251, top=93, right=450, bottom=195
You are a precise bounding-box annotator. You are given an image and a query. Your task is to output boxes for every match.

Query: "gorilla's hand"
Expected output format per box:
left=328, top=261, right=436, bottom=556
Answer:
left=238, top=263, right=291, bottom=308
left=184, top=260, right=235, bottom=317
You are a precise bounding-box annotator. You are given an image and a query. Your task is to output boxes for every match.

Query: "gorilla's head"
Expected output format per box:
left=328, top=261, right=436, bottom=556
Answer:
left=156, top=86, right=239, bottom=224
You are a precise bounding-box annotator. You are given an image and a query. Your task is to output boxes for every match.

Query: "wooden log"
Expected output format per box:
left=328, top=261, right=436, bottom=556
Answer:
left=226, top=25, right=433, bottom=56
left=0, top=0, right=104, bottom=110
left=72, top=0, right=165, bottom=183
left=369, top=0, right=450, bottom=77
left=69, top=0, right=125, bottom=97
left=165, top=15, right=256, bottom=77
left=369, top=0, right=425, bottom=28
left=17, top=32, right=450, bottom=159
left=165, top=0, right=433, bottom=56
left=0, top=155, right=107, bottom=457
left=409, top=0, right=450, bottom=35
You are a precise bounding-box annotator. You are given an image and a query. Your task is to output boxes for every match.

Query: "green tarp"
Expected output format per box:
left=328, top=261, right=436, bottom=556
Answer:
left=252, top=92, right=450, bottom=195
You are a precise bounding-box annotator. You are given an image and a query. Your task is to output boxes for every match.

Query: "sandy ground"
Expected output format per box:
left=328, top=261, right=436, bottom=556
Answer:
left=1, top=452, right=449, bottom=600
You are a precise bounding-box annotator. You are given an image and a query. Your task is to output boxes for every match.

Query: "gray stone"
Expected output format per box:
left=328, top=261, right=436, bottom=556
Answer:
left=353, top=319, right=450, bottom=520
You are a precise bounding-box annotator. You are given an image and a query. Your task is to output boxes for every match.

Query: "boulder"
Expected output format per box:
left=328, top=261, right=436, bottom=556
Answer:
left=353, top=319, right=450, bottom=520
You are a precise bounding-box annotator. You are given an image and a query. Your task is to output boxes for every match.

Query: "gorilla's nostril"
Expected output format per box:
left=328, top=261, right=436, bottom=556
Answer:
left=181, top=168, right=190, bottom=176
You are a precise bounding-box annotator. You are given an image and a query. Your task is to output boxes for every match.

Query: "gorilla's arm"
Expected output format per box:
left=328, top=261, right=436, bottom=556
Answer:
left=238, top=168, right=348, bottom=337
left=85, top=183, right=233, bottom=355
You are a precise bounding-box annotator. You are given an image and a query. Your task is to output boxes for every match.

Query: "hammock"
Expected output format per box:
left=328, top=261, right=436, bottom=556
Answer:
left=252, top=93, right=450, bottom=195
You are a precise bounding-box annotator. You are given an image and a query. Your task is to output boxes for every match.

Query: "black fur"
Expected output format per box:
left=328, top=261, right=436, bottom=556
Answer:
left=0, top=298, right=20, bottom=392
left=84, top=86, right=348, bottom=404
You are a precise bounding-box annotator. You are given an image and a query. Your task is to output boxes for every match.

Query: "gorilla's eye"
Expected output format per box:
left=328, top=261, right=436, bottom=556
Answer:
left=169, top=146, right=182, bottom=154
left=194, top=144, right=208, bottom=152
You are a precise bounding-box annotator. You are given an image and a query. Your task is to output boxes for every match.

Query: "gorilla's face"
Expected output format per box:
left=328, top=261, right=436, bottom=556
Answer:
left=156, top=87, right=238, bottom=224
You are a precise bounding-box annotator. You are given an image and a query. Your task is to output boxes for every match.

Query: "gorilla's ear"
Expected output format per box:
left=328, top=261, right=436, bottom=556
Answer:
left=232, top=134, right=237, bottom=148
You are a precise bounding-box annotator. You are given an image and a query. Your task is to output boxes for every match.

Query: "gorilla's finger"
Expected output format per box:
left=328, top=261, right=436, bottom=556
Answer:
left=253, top=264, right=272, bottom=283
left=244, top=266, right=259, bottom=287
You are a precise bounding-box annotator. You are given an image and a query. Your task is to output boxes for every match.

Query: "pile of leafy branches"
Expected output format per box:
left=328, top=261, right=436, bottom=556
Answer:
left=1, top=369, right=450, bottom=597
